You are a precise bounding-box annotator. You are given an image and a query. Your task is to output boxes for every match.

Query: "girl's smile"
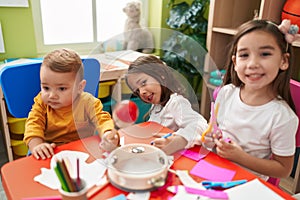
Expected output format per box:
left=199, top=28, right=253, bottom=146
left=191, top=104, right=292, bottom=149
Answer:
left=127, top=73, right=162, bottom=104
left=232, top=30, right=288, bottom=93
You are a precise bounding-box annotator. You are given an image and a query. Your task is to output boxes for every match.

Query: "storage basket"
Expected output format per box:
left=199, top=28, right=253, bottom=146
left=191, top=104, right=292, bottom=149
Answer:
left=11, top=139, right=28, bottom=156
left=121, top=79, right=132, bottom=95
left=98, top=81, right=116, bottom=99
left=7, top=117, right=26, bottom=134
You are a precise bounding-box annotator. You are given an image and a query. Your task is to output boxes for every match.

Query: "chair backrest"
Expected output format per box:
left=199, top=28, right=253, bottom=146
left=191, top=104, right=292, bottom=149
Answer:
left=82, top=58, right=100, bottom=98
left=0, top=58, right=100, bottom=118
left=290, top=79, right=300, bottom=147
left=290, top=79, right=300, bottom=193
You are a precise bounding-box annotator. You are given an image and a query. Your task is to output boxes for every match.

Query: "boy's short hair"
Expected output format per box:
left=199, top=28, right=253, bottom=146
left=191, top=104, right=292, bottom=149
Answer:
left=42, top=48, right=84, bottom=80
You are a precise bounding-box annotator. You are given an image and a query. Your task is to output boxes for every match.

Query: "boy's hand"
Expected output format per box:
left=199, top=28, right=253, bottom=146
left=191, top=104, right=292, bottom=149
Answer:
left=99, top=129, right=120, bottom=152
left=32, top=142, right=56, bottom=160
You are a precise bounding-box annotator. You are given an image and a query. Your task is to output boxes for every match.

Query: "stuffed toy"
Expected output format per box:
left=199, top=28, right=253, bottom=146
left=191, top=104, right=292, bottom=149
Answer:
left=123, top=1, right=154, bottom=53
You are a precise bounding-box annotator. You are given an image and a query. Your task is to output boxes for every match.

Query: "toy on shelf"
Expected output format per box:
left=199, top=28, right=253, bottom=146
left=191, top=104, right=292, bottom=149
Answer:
left=123, top=1, right=154, bottom=53
left=209, top=69, right=225, bottom=86
left=282, top=0, right=300, bottom=28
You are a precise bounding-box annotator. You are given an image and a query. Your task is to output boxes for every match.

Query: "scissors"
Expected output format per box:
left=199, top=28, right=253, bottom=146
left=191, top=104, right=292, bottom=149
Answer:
left=201, top=102, right=222, bottom=142
left=201, top=179, right=247, bottom=189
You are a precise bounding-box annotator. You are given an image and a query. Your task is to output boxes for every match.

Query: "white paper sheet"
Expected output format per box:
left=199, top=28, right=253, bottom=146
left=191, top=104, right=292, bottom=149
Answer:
left=34, top=150, right=107, bottom=190
left=225, top=178, right=284, bottom=200
left=104, top=50, right=149, bottom=62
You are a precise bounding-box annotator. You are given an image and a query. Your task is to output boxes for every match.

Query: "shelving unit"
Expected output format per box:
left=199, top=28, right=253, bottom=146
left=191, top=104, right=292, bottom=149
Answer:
left=200, top=0, right=300, bottom=119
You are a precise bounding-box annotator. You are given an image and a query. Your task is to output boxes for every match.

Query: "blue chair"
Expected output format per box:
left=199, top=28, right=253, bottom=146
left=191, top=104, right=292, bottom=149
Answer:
left=82, top=58, right=101, bottom=98
left=0, top=58, right=100, bottom=118
left=0, top=58, right=100, bottom=158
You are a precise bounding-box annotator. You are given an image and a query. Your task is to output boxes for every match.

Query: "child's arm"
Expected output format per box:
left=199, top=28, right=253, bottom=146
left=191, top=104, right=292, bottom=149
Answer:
left=28, top=137, right=56, bottom=160
left=214, top=139, right=294, bottom=178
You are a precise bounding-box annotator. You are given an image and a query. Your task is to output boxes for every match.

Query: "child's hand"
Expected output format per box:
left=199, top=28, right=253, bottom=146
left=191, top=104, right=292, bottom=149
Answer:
left=32, top=142, right=56, bottom=160
left=202, top=131, right=221, bottom=150
left=99, top=129, right=120, bottom=152
left=214, top=138, right=243, bottom=161
left=151, top=133, right=173, bottom=149
left=152, top=134, right=188, bottom=155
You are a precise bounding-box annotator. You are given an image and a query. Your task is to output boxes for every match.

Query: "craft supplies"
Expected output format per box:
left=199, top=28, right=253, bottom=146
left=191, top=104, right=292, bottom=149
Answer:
left=150, top=132, right=172, bottom=145
left=199, top=102, right=221, bottom=159
left=201, top=180, right=247, bottom=189
left=54, top=158, right=84, bottom=193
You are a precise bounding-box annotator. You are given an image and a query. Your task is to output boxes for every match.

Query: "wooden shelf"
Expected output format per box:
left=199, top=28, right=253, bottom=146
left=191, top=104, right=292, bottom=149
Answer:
left=212, top=27, right=237, bottom=35
left=293, top=39, right=300, bottom=48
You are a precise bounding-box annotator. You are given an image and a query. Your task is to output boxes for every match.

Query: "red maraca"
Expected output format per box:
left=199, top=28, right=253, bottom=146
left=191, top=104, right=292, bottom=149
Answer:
left=113, top=100, right=139, bottom=128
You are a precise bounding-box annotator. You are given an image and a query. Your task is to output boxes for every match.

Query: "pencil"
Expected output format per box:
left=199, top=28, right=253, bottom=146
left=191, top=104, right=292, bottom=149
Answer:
left=60, top=159, right=77, bottom=192
left=76, top=158, right=81, bottom=191
left=161, top=132, right=172, bottom=138
left=87, top=178, right=109, bottom=199
left=150, top=133, right=172, bottom=145
left=54, top=164, right=69, bottom=192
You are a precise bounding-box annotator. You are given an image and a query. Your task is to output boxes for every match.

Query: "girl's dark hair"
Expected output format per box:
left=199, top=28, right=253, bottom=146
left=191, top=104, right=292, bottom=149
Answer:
left=125, top=55, right=184, bottom=106
left=222, top=19, right=295, bottom=111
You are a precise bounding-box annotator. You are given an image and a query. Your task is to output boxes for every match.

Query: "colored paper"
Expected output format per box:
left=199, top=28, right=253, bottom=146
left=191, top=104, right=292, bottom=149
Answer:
left=181, top=149, right=203, bottom=161
left=190, top=160, right=236, bottom=181
left=108, top=194, right=126, bottom=200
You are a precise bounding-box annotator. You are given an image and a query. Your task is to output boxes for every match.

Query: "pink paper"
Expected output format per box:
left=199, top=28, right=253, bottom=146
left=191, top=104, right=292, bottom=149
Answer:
left=181, top=149, right=202, bottom=161
left=190, top=160, right=236, bottom=181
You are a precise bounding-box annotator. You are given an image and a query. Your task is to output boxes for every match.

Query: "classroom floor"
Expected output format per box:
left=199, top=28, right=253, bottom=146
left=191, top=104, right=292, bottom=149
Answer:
left=0, top=177, right=7, bottom=200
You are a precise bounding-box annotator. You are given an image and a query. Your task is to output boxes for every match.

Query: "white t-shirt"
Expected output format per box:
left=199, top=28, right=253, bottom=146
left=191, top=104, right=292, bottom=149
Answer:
left=215, top=84, right=298, bottom=178
left=148, top=93, right=208, bottom=148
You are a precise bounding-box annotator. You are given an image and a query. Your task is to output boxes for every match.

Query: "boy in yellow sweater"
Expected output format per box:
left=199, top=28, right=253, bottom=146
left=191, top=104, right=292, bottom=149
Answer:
left=24, top=48, right=116, bottom=160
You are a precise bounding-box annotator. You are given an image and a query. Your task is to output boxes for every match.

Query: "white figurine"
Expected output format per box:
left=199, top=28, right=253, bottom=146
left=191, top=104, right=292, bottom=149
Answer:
left=123, top=1, right=154, bottom=53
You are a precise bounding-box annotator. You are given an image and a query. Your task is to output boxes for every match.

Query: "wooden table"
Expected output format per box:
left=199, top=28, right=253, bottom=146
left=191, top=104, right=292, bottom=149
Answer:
left=1, top=122, right=295, bottom=200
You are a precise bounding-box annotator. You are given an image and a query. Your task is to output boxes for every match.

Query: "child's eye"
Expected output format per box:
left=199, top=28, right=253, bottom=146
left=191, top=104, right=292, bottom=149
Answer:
left=59, top=87, right=67, bottom=91
left=42, top=86, right=49, bottom=91
left=261, top=52, right=272, bottom=57
left=238, top=53, right=248, bottom=58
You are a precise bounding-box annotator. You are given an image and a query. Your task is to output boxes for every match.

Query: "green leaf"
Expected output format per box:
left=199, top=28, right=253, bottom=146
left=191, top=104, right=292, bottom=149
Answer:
left=166, top=2, right=189, bottom=29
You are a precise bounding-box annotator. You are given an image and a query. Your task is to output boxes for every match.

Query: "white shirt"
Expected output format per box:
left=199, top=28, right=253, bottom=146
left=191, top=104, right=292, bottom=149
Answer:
left=148, top=93, right=208, bottom=148
left=215, top=84, right=298, bottom=178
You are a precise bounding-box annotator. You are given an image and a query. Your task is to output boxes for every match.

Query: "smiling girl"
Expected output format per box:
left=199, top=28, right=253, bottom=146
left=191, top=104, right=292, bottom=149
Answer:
left=206, top=20, right=299, bottom=180
left=124, top=55, right=208, bottom=155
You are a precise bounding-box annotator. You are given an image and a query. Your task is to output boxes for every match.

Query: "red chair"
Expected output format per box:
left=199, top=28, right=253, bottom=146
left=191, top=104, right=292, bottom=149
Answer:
left=268, top=79, right=300, bottom=193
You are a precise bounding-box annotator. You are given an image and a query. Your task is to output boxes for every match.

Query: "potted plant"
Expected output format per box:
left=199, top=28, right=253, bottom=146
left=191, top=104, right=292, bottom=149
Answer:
left=161, top=0, right=209, bottom=99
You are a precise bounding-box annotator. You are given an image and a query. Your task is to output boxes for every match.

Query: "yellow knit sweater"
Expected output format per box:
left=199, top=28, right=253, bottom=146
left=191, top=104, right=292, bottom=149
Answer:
left=24, top=92, right=114, bottom=146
